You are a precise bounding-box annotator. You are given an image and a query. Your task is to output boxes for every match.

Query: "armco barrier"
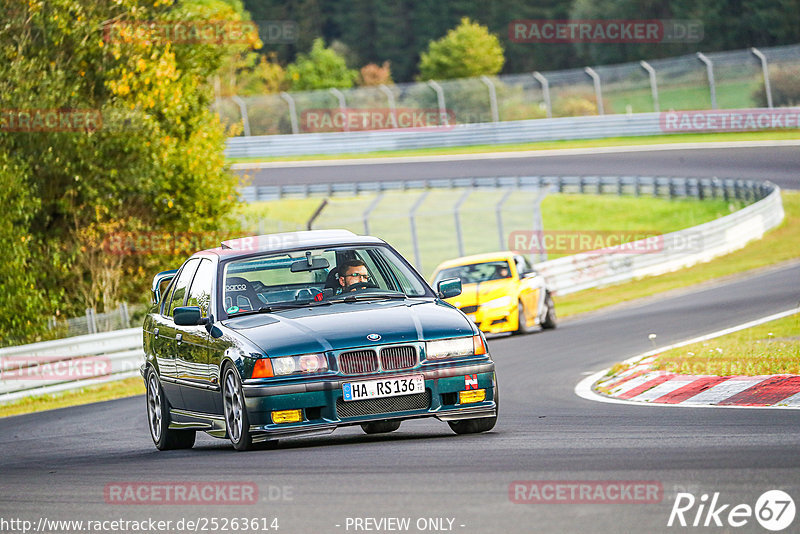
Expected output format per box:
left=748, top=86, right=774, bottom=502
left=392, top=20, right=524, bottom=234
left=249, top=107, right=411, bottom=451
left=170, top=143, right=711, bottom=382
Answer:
left=225, top=108, right=800, bottom=158
left=0, top=328, right=143, bottom=403
left=226, top=112, right=665, bottom=158
left=0, top=177, right=783, bottom=402
left=535, top=182, right=783, bottom=295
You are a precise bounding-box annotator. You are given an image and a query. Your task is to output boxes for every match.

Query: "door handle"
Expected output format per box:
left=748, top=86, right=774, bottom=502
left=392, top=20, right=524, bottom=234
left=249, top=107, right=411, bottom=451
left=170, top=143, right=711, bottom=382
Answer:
left=176, top=333, right=183, bottom=344
left=154, top=327, right=159, bottom=338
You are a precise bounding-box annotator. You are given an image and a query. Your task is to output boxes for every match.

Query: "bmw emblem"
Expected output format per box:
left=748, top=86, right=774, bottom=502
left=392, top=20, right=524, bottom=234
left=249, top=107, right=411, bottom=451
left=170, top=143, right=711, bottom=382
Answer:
left=367, top=333, right=381, bottom=341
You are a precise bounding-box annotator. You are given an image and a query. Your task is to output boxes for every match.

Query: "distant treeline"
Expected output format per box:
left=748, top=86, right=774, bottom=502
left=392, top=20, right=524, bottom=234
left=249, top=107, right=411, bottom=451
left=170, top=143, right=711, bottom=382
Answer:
left=245, top=0, right=800, bottom=82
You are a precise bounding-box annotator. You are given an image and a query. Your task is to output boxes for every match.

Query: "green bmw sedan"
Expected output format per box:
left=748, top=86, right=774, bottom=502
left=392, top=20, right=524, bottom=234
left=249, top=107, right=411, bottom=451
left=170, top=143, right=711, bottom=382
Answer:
left=142, top=230, right=498, bottom=451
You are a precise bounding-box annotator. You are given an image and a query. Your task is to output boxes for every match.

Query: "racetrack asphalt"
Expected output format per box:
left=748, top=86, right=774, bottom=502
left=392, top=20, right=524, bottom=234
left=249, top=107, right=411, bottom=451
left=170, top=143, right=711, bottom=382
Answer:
left=1, top=262, right=798, bottom=533
left=237, top=145, right=800, bottom=191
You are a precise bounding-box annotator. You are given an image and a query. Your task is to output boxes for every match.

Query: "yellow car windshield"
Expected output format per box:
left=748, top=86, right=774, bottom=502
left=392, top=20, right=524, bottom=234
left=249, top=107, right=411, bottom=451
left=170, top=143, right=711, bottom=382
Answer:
left=435, top=261, right=512, bottom=285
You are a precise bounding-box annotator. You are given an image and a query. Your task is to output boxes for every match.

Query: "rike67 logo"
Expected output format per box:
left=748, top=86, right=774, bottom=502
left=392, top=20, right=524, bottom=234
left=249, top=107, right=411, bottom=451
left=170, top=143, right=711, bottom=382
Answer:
left=668, top=490, right=795, bottom=531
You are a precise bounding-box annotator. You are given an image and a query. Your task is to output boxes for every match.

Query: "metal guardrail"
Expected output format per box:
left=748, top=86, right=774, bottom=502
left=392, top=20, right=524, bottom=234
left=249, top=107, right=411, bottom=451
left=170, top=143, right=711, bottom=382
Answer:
left=0, top=328, right=143, bottom=403
left=0, top=176, right=782, bottom=402
left=536, top=182, right=783, bottom=295
left=227, top=112, right=666, bottom=158
left=225, top=107, right=800, bottom=158
left=240, top=174, right=771, bottom=202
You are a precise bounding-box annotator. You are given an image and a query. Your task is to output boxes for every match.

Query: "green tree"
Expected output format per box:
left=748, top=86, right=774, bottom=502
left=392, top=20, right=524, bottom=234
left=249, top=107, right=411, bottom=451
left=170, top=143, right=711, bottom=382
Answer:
left=418, top=17, right=504, bottom=80
left=285, top=38, right=358, bottom=90
left=0, top=0, right=247, bottom=340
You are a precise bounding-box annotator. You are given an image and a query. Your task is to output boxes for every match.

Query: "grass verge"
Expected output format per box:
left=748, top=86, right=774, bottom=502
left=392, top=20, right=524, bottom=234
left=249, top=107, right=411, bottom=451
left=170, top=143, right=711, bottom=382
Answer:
left=653, top=313, right=800, bottom=376
left=0, top=377, right=144, bottom=419
left=238, top=193, right=741, bottom=279
left=555, top=190, right=800, bottom=318
left=227, top=130, right=800, bottom=163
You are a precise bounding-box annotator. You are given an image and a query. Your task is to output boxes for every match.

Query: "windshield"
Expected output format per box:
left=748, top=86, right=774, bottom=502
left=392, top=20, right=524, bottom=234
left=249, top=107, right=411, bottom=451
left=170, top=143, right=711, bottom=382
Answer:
left=434, top=260, right=512, bottom=285
left=221, top=245, right=431, bottom=315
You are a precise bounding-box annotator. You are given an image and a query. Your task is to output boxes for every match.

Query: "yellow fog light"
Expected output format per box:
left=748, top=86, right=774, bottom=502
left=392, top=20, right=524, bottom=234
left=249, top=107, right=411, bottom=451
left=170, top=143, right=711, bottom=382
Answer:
left=459, top=389, right=486, bottom=404
left=271, top=409, right=302, bottom=424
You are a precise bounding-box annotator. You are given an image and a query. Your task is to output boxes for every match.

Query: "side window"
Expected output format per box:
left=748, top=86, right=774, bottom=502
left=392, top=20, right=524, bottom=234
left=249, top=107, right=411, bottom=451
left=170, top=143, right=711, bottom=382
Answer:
left=168, top=259, right=201, bottom=317
left=186, top=259, right=215, bottom=317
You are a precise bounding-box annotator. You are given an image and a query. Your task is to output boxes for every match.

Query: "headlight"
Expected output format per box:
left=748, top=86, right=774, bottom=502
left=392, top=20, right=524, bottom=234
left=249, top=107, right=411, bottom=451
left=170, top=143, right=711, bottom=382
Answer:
left=271, top=353, right=328, bottom=376
left=426, top=335, right=486, bottom=360
left=481, top=296, right=512, bottom=308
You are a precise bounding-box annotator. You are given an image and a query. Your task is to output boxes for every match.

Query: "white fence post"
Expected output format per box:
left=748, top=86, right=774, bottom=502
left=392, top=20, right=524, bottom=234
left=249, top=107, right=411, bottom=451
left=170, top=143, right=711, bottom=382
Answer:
left=696, top=52, right=718, bottom=110
left=751, top=47, right=773, bottom=108
left=532, top=71, right=552, bottom=119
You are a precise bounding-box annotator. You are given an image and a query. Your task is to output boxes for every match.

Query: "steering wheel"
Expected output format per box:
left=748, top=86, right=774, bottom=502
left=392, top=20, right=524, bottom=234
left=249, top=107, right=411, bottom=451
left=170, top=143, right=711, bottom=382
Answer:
left=346, top=282, right=373, bottom=292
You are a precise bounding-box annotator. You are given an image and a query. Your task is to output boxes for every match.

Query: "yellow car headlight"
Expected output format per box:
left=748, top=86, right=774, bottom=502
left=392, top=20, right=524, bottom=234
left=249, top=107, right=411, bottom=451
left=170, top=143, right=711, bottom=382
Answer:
left=481, top=296, right=512, bottom=309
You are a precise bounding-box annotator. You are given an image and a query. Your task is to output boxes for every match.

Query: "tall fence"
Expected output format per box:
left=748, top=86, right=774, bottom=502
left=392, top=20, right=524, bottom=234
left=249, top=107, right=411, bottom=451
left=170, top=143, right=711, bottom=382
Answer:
left=0, top=176, right=782, bottom=402
left=242, top=175, right=771, bottom=278
left=218, top=44, right=800, bottom=138
left=46, top=302, right=142, bottom=338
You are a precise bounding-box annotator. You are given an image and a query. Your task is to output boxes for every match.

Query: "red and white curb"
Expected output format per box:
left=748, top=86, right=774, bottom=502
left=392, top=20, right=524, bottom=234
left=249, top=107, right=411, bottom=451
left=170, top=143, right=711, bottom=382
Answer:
left=575, top=307, right=800, bottom=409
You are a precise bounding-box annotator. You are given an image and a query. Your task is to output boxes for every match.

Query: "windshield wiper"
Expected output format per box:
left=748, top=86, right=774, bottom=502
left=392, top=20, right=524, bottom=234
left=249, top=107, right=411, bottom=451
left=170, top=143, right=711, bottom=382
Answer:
left=335, top=293, right=408, bottom=303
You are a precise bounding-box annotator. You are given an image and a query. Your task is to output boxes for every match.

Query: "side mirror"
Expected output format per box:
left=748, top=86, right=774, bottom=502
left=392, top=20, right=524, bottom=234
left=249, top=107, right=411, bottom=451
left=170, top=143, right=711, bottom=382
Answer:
left=437, top=278, right=462, bottom=299
left=174, top=306, right=207, bottom=326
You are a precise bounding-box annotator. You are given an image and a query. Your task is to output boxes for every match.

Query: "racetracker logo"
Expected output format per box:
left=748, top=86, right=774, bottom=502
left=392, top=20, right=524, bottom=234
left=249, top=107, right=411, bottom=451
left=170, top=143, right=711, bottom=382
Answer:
left=668, top=490, right=795, bottom=530
left=510, top=480, right=663, bottom=504
left=661, top=109, right=800, bottom=132
left=0, top=356, right=111, bottom=380
left=300, top=108, right=457, bottom=132
left=509, top=19, right=703, bottom=43
left=0, top=109, right=102, bottom=132
left=509, top=230, right=664, bottom=255
left=104, top=482, right=260, bottom=505
left=102, top=20, right=297, bottom=45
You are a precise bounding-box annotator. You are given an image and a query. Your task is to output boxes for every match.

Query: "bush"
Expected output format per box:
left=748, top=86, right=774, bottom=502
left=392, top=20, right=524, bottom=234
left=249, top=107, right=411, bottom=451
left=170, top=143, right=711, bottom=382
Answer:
left=286, top=38, right=358, bottom=90
left=418, top=18, right=504, bottom=81
left=752, top=66, right=800, bottom=107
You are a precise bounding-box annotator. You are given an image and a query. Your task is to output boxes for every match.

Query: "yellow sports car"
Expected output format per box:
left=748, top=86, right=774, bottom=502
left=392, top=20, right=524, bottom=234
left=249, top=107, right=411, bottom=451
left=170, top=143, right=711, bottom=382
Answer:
left=431, top=252, right=556, bottom=335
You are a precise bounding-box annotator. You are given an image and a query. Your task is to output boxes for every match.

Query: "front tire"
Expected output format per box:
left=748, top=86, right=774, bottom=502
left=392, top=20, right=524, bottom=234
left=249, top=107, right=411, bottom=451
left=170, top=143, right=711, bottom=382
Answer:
left=223, top=366, right=254, bottom=451
left=361, top=420, right=401, bottom=434
left=541, top=292, right=557, bottom=329
left=448, top=384, right=499, bottom=435
left=515, top=301, right=532, bottom=335
left=146, top=369, right=195, bottom=451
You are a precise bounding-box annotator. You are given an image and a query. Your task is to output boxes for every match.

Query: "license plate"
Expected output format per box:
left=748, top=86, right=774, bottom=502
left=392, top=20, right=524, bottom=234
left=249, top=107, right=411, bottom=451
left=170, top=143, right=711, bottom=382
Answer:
left=342, top=374, right=425, bottom=402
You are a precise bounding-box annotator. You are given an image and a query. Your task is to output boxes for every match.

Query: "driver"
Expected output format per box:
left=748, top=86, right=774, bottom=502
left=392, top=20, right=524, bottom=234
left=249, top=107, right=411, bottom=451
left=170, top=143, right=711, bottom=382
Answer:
left=338, top=259, right=370, bottom=292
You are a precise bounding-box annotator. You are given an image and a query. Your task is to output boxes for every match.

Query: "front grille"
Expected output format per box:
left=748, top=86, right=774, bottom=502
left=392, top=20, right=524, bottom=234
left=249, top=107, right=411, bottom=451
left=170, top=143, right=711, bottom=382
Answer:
left=339, top=350, right=378, bottom=374
left=336, top=391, right=431, bottom=418
left=379, top=345, right=417, bottom=371
left=460, top=305, right=479, bottom=314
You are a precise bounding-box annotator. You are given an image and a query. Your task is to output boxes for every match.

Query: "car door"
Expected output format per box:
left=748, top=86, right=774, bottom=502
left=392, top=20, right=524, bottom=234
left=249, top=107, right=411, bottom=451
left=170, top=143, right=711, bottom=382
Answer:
left=176, top=258, right=218, bottom=414
left=160, top=258, right=201, bottom=410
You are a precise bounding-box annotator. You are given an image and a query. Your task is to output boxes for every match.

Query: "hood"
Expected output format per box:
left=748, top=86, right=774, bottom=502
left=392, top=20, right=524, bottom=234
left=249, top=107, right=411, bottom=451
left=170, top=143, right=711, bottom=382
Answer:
left=222, top=298, right=475, bottom=357
left=447, top=280, right=513, bottom=309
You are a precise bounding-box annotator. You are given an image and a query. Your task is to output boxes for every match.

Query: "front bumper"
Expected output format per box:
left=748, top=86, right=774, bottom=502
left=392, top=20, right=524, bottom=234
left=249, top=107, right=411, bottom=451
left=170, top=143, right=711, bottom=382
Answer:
left=241, top=360, right=496, bottom=437
left=466, top=305, right=517, bottom=334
